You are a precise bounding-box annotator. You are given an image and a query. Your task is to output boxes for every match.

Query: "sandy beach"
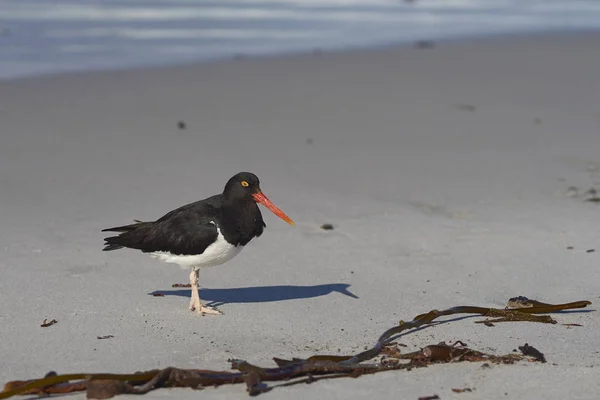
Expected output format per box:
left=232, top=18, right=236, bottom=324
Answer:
left=1, top=31, right=599, bottom=399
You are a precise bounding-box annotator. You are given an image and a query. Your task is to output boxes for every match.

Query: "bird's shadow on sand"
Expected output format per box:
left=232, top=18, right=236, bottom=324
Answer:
left=149, top=283, right=358, bottom=306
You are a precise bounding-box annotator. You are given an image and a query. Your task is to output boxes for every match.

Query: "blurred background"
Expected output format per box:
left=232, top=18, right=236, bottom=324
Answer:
left=1, top=0, right=600, bottom=80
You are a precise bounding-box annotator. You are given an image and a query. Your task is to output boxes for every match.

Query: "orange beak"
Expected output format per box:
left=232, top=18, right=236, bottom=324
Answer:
left=252, top=191, right=295, bottom=225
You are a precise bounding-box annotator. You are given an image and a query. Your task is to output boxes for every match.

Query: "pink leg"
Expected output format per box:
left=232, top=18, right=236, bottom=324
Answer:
left=188, top=267, right=222, bottom=315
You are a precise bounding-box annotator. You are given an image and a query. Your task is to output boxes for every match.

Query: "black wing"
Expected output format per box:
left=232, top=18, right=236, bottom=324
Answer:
left=102, top=198, right=221, bottom=255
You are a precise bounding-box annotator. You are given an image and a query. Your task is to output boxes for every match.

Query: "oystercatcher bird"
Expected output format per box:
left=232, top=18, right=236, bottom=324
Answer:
left=102, top=172, right=294, bottom=315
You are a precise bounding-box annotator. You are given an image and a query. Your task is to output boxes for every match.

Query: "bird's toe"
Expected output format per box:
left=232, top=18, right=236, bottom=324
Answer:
left=198, top=305, right=223, bottom=316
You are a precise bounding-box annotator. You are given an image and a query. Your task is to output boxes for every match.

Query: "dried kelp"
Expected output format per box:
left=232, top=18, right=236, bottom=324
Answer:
left=1, top=297, right=591, bottom=399
left=340, top=298, right=589, bottom=366
left=172, top=283, right=191, bottom=288
left=518, top=343, right=546, bottom=363
left=452, top=388, right=473, bottom=393
left=40, top=319, right=58, bottom=328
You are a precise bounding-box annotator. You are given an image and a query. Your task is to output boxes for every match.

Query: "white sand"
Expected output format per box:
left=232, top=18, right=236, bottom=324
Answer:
left=0, top=31, right=599, bottom=399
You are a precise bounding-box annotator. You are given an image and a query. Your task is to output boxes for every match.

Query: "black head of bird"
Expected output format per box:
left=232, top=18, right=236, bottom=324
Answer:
left=223, top=172, right=294, bottom=225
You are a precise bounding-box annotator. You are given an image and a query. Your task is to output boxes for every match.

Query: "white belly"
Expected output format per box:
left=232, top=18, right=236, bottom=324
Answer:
left=150, top=225, right=243, bottom=269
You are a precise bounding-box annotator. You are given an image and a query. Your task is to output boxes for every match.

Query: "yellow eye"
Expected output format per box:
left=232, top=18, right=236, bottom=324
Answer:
left=241, top=181, right=249, bottom=187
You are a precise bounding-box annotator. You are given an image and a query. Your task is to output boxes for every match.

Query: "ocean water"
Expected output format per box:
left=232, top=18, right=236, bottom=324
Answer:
left=1, top=0, right=600, bottom=80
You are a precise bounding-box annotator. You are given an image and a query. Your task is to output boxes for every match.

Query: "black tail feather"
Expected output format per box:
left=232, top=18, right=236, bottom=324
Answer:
left=102, top=243, right=124, bottom=251
left=102, top=220, right=151, bottom=251
left=101, top=220, right=148, bottom=233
